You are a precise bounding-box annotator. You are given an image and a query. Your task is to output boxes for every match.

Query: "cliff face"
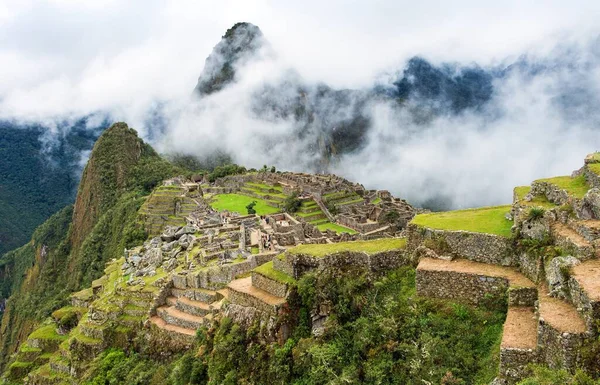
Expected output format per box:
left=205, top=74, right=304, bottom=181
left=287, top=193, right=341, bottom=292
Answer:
left=0, top=123, right=178, bottom=372
left=69, top=122, right=144, bottom=252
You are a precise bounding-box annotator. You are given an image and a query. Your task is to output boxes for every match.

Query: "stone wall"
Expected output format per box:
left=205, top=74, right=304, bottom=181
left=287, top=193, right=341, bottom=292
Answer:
left=416, top=268, right=509, bottom=305
left=252, top=272, right=289, bottom=298
left=407, top=224, right=515, bottom=266
left=583, top=166, right=600, bottom=189
left=568, top=276, right=600, bottom=334
left=517, top=252, right=545, bottom=284
left=337, top=215, right=382, bottom=233
left=277, top=249, right=412, bottom=280
left=537, top=320, right=585, bottom=371
left=499, top=348, right=538, bottom=384
left=530, top=181, right=571, bottom=206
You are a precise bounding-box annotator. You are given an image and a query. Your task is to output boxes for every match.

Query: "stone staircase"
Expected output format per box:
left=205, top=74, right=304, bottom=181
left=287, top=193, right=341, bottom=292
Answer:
left=416, top=257, right=591, bottom=383
left=149, top=254, right=274, bottom=340
left=150, top=284, right=223, bottom=340
left=223, top=259, right=292, bottom=337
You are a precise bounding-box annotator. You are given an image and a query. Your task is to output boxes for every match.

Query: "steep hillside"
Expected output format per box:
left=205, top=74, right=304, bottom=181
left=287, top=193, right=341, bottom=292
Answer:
left=0, top=120, right=102, bottom=256
left=0, top=122, right=183, bottom=372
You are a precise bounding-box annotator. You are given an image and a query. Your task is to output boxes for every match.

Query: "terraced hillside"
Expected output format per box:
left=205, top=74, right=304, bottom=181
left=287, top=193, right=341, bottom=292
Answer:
left=407, top=153, right=600, bottom=383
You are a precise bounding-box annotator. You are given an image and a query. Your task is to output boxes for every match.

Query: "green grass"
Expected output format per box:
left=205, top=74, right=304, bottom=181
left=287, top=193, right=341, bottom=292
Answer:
left=246, top=182, right=283, bottom=192
left=71, top=328, right=102, bottom=345
left=301, top=200, right=318, bottom=208
left=296, top=210, right=324, bottom=218
left=288, top=238, right=407, bottom=257
left=588, top=163, right=600, bottom=176
left=28, top=324, right=66, bottom=341
left=251, top=247, right=259, bottom=254
left=513, top=186, right=556, bottom=209
left=211, top=194, right=280, bottom=215
left=411, top=205, right=513, bottom=237
left=372, top=197, right=382, bottom=204
left=588, top=152, right=600, bottom=162
left=535, top=175, right=590, bottom=198
left=316, top=222, right=358, bottom=235
left=9, top=361, right=33, bottom=368
left=243, top=186, right=288, bottom=199
left=514, top=186, right=530, bottom=201
left=253, top=261, right=296, bottom=285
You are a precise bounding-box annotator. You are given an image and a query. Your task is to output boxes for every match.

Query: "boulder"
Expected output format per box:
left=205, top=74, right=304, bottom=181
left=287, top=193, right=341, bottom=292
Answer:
left=520, top=217, right=549, bottom=241
left=163, top=258, right=178, bottom=272
left=581, top=188, right=600, bottom=219
left=175, top=226, right=197, bottom=238
left=178, top=234, right=195, bottom=249
left=129, top=255, right=142, bottom=267
left=161, top=226, right=180, bottom=242
left=546, top=256, right=580, bottom=299
left=161, top=241, right=178, bottom=252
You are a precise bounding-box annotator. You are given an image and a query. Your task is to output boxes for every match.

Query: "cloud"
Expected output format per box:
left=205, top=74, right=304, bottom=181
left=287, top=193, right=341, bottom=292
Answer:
left=2, top=1, right=600, bottom=209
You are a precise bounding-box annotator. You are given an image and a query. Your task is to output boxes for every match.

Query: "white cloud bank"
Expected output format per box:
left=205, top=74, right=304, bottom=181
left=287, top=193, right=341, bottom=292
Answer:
left=2, top=0, right=600, bottom=208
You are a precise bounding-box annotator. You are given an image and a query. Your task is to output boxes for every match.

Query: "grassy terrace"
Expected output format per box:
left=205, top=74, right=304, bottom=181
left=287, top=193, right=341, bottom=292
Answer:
left=513, top=186, right=557, bottom=209
left=28, top=324, right=67, bottom=342
left=316, top=222, right=358, bottom=235
left=254, top=261, right=296, bottom=284
left=588, top=163, right=600, bottom=176
left=288, top=238, right=406, bottom=257
left=210, top=194, right=280, bottom=215
left=246, top=182, right=283, bottom=192
left=411, top=205, right=513, bottom=238
left=535, top=175, right=590, bottom=199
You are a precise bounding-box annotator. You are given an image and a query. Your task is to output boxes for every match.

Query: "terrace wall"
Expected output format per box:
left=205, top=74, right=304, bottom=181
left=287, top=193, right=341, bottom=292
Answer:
left=277, top=249, right=413, bottom=279
left=406, top=224, right=516, bottom=266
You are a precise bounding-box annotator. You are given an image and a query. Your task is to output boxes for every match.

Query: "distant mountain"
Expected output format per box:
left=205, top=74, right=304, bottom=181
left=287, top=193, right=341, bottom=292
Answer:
left=0, top=118, right=105, bottom=255
left=194, top=22, right=265, bottom=96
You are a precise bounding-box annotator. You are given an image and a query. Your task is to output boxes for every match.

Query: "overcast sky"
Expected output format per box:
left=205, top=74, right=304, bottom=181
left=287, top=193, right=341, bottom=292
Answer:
left=2, top=1, right=600, bottom=208
left=2, top=0, right=600, bottom=121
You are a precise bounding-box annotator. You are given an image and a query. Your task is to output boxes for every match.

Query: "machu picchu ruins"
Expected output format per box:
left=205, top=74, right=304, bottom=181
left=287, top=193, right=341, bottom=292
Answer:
left=6, top=128, right=600, bottom=384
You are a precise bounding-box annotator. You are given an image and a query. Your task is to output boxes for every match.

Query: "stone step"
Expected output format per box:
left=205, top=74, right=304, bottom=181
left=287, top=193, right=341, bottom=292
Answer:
left=569, top=259, right=600, bottom=333
left=251, top=271, right=290, bottom=298
left=551, top=223, right=595, bottom=260
left=123, top=304, right=147, bottom=317
left=416, top=258, right=537, bottom=306
left=499, top=306, right=539, bottom=383
left=150, top=316, right=196, bottom=337
left=48, top=355, right=71, bottom=375
left=79, top=322, right=109, bottom=340
left=170, top=287, right=223, bottom=303
left=217, top=288, right=229, bottom=300
left=569, top=220, right=600, bottom=242
left=156, top=306, right=205, bottom=330
left=169, top=296, right=211, bottom=317
left=227, top=277, right=286, bottom=316
left=537, top=287, right=588, bottom=371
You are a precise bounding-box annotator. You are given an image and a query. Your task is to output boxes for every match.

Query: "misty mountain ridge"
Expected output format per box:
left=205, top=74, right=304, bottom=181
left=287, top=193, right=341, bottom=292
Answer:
left=2, top=22, right=600, bottom=254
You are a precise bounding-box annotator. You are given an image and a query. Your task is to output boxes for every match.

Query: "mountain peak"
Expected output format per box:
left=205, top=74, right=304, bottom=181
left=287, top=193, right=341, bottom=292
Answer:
left=193, top=22, right=264, bottom=96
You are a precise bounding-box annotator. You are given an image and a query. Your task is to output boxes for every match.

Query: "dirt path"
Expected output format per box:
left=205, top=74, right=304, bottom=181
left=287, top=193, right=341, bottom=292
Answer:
left=572, top=259, right=600, bottom=301
left=538, top=286, right=587, bottom=333
left=552, top=223, right=590, bottom=248
left=228, top=277, right=286, bottom=305
left=502, top=307, right=537, bottom=349
left=417, top=258, right=535, bottom=288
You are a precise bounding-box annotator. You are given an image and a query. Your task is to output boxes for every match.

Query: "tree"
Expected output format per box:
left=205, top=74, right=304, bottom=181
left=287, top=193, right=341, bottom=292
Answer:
left=284, top=193, right=302, bottom=213
left=246, top=201, right=257, bottom=215
left=270, top=166, right=276, bottom=173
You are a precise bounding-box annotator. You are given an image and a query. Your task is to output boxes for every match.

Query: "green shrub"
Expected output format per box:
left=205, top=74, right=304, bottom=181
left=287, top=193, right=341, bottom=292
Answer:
left=283, top=192, right=302, bottom=213
left=528, top=207, right=546, bottom=221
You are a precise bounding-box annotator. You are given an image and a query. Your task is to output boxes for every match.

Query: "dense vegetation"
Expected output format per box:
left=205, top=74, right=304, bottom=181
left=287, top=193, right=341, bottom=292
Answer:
left=81, top=267, right=504, bottom=384
left=0, top=120, right=103, bottom=255
left=0, top=123, right=187, bottom=371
